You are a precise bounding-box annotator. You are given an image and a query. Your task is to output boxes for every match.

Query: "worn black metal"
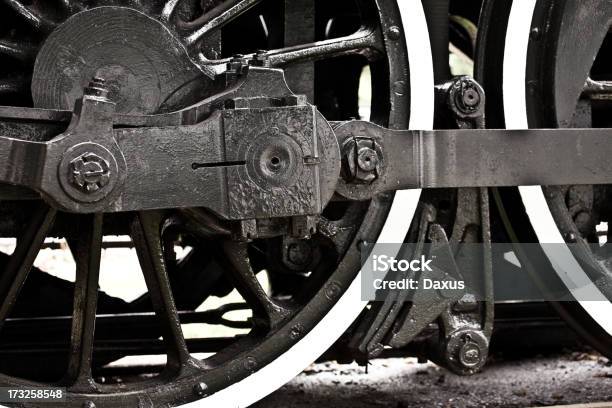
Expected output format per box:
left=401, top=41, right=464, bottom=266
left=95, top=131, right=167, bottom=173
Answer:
left=335, top=122, right=612, bottom=199
left=477, top=0, right=612, bottom=360
left=4, top=0, right=612, bottom=404
left=64, top=214, right=103, bottom=391
left=0, top=1, right=407, bottom=406
left=0, top=69, right=341, bottom=219
left=130, top=211, right=203, bottom=376
left=3, top=85, right=612, bottom=217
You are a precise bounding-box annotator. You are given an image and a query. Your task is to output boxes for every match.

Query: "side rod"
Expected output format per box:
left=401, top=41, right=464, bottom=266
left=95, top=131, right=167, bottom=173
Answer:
left=335, top=121, right=612, bottom=199
left=2, top=111, right=612, bottom=214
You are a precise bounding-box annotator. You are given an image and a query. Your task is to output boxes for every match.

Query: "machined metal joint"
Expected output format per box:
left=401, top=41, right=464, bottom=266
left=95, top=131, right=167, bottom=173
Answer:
left=444, top=329, right=489, bottom=375
left=341, top=137, right=382, bottom=185
left=446, top=76, right=486, bottom=129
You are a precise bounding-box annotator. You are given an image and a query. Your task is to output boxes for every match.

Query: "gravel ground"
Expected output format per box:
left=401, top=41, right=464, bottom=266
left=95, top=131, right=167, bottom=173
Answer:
left=256, top=352, right=612, bottom=408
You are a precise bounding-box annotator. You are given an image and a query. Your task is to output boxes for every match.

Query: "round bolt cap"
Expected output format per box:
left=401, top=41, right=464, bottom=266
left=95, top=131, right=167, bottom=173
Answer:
left=193, top=382, right=208, bottom=397
left=341, top=138, right=382, bottom=185
left=69, top=153, right=111, bottom=193
left=445, top=329, right=489, bottom=375
left=59, top=142, right=120, bottom=204
left=461, top=87, right=480, bottom=108
left=459, top=342, right=482, bottom=368
left=357, top=147, right=378, bottom=172
left=387, top=26, right=401, bottom=40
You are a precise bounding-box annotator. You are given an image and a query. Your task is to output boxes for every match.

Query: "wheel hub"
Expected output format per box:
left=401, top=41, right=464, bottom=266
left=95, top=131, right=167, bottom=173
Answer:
left=31, top=6, right=203, bottom=114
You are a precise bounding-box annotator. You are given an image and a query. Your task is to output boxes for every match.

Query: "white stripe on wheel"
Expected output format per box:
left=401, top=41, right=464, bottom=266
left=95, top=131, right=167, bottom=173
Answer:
left=185, top=0, right=435, bottom=406
left=503, top=0, right=612, bottom=336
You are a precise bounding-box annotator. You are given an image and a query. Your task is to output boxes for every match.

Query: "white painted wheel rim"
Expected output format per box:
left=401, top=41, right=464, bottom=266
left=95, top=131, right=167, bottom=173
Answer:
left=182, top=0, right=436, bottom=406
left=503, top=0, right=612, bottom=336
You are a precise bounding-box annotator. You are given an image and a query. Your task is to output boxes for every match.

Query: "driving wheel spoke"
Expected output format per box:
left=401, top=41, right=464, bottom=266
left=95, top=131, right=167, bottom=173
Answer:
left=64, top=214, right=103, bottom=391
left=0, top=205, right=56, bottom=331
left=222, top=241, right=292, bottom=331
left=0, top=39, right=37, bottom=62
left=1, top=0, right=57, bottom=33
left=131, top=212, right=201, bottom=376
left=180, top=0, right=263, bottom=47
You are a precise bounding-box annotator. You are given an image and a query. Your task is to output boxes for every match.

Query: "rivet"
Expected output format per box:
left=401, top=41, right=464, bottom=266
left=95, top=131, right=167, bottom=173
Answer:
left=193, top=382, right=208, bottom=397
left=393, top=80, right=406, bottom=96
left=387, top=26, right=401, bottom=41
left=290, top=324, right=304, bottom=340
left=325, top=282, right=342, bottom=300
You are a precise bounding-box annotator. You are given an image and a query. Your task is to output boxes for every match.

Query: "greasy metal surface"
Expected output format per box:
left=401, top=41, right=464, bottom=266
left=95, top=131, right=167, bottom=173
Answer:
left=223, top=105, right=334, bottom=219
left=0, top=1, right=408, bottom=405
left=348, top=76, right=493, bottom=376
left=0, top=72, right=341, bottom=217
left=476, top=0, right=612, bottom=364
left=18, top=100, right=612, bottom=214
left=31, top=6, right=204, bottom=114
left=5, top=0, right=611, bottom=406
left=335, top=122, right=612, bottom=197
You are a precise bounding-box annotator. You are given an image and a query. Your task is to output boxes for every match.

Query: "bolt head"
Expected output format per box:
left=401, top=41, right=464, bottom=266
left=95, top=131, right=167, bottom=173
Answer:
left=387, top=26, right=401, bottom=40
left=226, top=54, right=248, bottom=76
left=459, top=342, right=482, bottom=368
left=445, top=329, right=489, bottom=375
left=290, top=324, right=304, bottom=339
left=283, top=94, right=307, bottom=106
left=84, top=76, right=109, bottom=99
left=357, top=147, right=378, bottom=172
left=342, top=138, right=381, bottom=184
left=462, top=87, right=480, bottom=108
left=451, top=78, right=484, bottom=116
left=251, top=49, right=271, bottom=67
left=69, top=152, right=111, bottom=193
left=193, top=382, right=208, bottom=397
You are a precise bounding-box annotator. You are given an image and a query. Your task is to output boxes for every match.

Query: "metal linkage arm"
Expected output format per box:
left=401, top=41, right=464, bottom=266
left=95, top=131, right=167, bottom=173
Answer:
left=335, top=121, right=612, bottom=200
left=2, top=71, right=612, bottom=218
left=0, top=82, right=340, bottom=219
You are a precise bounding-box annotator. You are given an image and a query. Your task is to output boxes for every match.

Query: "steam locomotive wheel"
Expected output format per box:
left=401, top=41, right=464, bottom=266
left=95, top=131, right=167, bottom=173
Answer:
left=0, top=0, right=433, bottom=406
left=477, top=0, right=612, bottom=357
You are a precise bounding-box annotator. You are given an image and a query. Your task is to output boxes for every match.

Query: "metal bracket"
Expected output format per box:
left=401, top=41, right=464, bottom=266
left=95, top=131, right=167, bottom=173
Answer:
left=335, top=123, right=612, bottom=200
left=0, top=72, right=341, bottom=219
left=3, top=73, right=612, bottom=217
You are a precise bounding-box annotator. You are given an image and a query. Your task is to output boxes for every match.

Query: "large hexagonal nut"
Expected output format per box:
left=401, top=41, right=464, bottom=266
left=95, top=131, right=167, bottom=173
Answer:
left=69, top=152, right=111, bottom=193
left=341, top=137, right=381, bottom=184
